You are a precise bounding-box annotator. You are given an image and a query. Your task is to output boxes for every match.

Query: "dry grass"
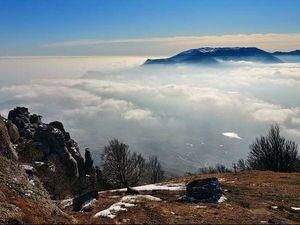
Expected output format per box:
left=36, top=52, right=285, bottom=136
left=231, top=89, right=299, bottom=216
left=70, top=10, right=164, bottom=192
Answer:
left=64, top=171, right=300, bottom=224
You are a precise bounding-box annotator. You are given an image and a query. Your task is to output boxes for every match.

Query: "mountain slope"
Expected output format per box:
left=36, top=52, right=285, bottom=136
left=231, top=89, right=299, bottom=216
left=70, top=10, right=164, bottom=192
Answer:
left=144, top=47, right=282, bottom=65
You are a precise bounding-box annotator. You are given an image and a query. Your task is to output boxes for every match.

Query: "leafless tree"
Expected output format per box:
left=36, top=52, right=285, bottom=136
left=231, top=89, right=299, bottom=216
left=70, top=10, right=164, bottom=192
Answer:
left=147, top=156, right=164, bottom=183
left=101, top=139, right=145, bottom=188
left=248, top=124, right=298, bottom=172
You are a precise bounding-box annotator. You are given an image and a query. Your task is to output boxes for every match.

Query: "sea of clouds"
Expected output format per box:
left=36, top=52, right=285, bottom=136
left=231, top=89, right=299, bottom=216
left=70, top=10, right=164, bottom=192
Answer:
left=0, top=56, right=300, bottom=174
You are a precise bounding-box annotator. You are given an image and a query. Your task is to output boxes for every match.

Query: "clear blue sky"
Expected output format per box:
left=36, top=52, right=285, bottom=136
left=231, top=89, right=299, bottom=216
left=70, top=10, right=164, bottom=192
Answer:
left=1, top=0, right=300, bottom=55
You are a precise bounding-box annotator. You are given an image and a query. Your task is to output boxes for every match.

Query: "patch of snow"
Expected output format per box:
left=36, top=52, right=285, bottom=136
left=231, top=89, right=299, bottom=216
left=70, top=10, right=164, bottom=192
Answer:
left=226, top=181, right=235, bottom=184
left=49, top=164, right=56, bottom=172
left=60, top=198, right=73, bottom=209
left=24, top=190, right=33, bottom=197
left=100, top=183, right=185, bottom=194
left=82, top=198, right=97, bottom=210
left=29, top=180, right=35, bottom=186
left=194, top=205, right=207, bottom=209
left=33, top=161, right=45, bottom=166
left=271, top=206, right=278, bottom=209
left=222, top=132, right=242, bottom=140
left=291, top=207, right=300, bottom=210
left=94, top=202, right=134, bottom=219
left=198, top=47, right=217, bottom=53
left=21, top=164, right=33, bottom=171
left=218, top=195, right=227, bottom=203
left=94, top=195, right=161, bottom=219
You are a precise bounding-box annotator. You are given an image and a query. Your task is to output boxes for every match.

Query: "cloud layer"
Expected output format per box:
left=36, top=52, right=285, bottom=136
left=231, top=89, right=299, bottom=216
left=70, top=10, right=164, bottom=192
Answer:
left=1, top=56, right=300, bottom=174
left=41, top=33, right=300, bottom=55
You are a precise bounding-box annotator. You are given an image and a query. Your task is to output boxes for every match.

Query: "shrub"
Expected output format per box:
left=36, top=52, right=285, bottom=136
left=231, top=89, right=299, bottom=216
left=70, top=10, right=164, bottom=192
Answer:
left=248, top=124, right=298, bottom=172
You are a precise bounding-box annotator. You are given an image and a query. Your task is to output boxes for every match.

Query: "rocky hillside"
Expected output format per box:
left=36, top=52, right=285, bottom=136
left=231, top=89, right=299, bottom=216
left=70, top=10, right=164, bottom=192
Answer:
left=0, top=155, right=73, bottom=224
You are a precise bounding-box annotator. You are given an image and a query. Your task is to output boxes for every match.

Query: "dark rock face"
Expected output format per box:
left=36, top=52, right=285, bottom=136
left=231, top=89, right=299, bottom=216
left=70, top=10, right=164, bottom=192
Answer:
left=72, top=190, right=99, bottom=211
left=185, top=178, right=223, bottom=203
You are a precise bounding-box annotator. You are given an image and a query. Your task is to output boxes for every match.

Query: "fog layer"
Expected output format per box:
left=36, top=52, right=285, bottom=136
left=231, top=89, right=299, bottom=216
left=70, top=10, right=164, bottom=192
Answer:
left=1, top=56, right=300, bottom=174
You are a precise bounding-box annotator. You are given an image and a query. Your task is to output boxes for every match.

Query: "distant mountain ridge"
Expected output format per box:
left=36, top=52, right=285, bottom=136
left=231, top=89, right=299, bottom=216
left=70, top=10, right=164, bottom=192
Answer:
left=144, top=47, right=283, bottom=65
left=273, top=50, right=300, bottom=56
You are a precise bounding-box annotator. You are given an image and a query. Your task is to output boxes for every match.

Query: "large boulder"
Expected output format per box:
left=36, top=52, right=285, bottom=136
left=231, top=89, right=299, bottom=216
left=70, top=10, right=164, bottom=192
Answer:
left=0, top=118, right=18, bottom=160
left=6, top=120, right=20, bottom=143
left=8, top=107, right=36, bottom=139
left=185, top=178, right=223, bottom=203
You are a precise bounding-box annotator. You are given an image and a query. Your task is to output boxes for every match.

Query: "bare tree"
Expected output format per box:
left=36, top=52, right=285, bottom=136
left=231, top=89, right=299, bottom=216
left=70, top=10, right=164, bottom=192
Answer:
left=248, top=124, right=298, bottom=172
left=101, top=139, right=145, bottom=188
left=147, top=156, right=164, bottom=183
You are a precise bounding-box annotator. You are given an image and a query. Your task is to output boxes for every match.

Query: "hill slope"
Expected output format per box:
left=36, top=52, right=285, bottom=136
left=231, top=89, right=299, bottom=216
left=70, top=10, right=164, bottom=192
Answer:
left=62, top=171, right=300, bottom=224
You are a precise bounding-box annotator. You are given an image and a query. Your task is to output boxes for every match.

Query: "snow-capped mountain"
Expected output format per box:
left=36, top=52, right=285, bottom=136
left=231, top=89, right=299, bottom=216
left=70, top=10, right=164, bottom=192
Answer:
left=144, top=47, right=282, bottom=65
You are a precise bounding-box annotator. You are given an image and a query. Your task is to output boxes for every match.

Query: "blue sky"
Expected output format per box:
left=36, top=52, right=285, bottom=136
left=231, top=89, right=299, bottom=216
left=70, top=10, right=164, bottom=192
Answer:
left=1, top=0, right=300, bottom=55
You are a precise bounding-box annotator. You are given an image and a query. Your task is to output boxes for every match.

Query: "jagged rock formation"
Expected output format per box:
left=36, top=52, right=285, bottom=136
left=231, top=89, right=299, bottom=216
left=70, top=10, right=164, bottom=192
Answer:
left=2, top=107, right=98, bottom=199
left=8, top=107, right=84, bottom=179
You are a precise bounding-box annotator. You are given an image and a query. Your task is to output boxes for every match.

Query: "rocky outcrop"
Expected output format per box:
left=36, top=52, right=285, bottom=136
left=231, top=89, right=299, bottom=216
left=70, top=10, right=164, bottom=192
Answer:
left=0, top=117, right=18, bottom=160
left=8, top=107, right=85, bottom=179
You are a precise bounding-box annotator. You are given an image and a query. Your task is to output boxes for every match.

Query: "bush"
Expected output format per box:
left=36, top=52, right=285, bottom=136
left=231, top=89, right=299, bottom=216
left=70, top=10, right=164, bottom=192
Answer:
left=198, top=164, right=230, bottom=174
left=248, top=124, right=298, bottom=172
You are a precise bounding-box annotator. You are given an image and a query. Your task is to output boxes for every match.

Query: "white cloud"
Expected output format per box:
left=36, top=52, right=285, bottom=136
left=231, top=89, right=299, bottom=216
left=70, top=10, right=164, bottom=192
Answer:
left=122, top=109, right=155, bottom=121
left=41, top=33, right=300, bottom=53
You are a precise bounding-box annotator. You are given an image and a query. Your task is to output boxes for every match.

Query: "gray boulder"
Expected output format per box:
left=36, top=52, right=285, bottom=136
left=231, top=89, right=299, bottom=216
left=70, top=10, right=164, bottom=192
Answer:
left=6, top=120, right=20, bottom=143
left=0, top=118, right=18, bottom=160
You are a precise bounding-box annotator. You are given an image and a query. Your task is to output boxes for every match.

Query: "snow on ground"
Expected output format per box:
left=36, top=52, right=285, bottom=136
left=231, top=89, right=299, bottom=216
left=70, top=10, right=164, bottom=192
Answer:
left=60, top=198, right=73, bottom=209
left=291, top=207, right=300, bottom=210
left=99, top=182, right=185, bottom=194
left=21, top=164, right=34, bottom=171
left=94, top=195, right=162, bottom=219
left=82, top=198, right=98, bottom=210
left=218, top=195, right=227, bottom=203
